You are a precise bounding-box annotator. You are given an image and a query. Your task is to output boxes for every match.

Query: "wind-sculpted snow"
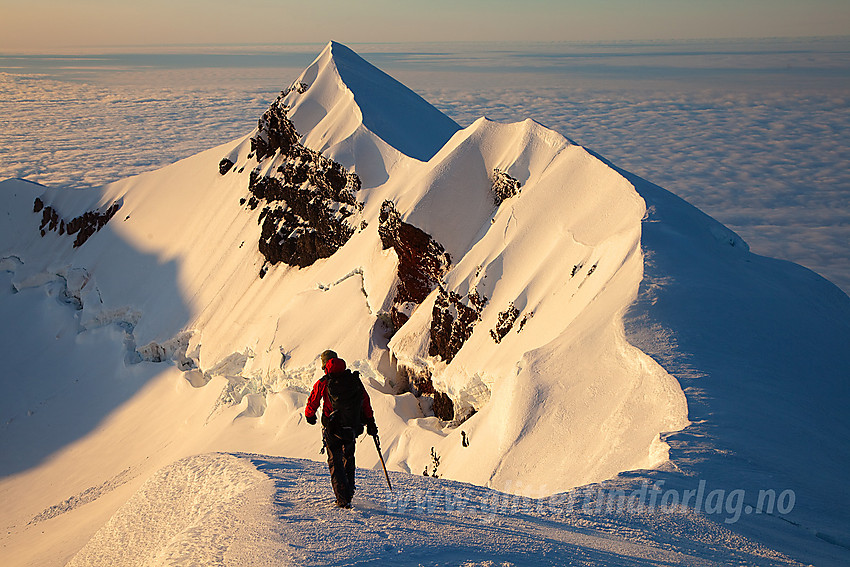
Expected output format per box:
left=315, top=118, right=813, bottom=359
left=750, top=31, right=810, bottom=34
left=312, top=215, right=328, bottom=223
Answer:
left=0, top=42, right=691, bottom=498
left=306, top=41, right=461, bottom=162
left=4, top=260, right=195, bottom=370
left=66, top=454, right=278, bottom=567
left=28, top=468, right=135, bottom=525
left=3, top=43, right=848, bottom=294
left=431, top=85, right=850, bottom=296
left=66, top=453, right=805, bottom=566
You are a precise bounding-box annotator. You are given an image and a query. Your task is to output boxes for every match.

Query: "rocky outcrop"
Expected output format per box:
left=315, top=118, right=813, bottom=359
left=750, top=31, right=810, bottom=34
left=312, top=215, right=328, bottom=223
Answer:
left=218, top=158, right=234, bottom=175
left=492, top=168, right=521, bottom=205
left=34, top=197, right=121, bottom=248
left=284, top=82, right=309, bottom=96
left=517, top=311, right=534, bottom=333
left=397, top=364, right=455, bottom=421
left=432, top=390, right=455, bottom=422
left=378, top=200, right=451, bottom=331
left=249, top=156, right=359, bottom=270
left=234, top=90, right=361, bottom=273
left=490, top=303, right=520, bottom=344
left=250, top=94, right=300, bottom=162
left=429, top=287, right=486, bottom=363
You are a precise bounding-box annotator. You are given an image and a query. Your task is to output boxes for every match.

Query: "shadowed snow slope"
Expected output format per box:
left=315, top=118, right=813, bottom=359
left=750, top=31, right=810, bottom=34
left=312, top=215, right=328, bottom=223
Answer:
left=1, top=42, right=848, bottom=566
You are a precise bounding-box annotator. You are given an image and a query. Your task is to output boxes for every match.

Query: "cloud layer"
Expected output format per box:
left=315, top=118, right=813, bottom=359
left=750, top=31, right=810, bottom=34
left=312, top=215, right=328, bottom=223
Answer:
left=0, top=68, right=289, bottom=189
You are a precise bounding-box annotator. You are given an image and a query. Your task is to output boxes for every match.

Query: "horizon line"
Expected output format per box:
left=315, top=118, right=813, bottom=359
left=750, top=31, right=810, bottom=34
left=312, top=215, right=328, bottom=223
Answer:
left=2, top=34, right=849, bottom=55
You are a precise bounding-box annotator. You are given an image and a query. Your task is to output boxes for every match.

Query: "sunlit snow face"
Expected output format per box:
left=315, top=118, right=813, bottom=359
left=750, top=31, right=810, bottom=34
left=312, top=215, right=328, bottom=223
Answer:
left=1, top=39, right=848, bottom=294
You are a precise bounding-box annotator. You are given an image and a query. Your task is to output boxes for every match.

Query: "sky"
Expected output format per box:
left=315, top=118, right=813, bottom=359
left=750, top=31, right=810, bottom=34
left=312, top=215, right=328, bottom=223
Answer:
left=1, top=0, right=849, bottom=50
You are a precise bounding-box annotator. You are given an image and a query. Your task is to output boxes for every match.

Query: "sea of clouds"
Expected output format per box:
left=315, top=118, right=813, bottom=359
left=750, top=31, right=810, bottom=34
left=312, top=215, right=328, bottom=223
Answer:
left=1, top=39, right=848, bottom=293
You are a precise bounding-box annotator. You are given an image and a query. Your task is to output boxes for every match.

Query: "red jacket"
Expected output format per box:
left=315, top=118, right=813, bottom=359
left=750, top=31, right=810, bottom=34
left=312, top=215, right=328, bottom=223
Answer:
left=305, top=358, right=374, bottom=421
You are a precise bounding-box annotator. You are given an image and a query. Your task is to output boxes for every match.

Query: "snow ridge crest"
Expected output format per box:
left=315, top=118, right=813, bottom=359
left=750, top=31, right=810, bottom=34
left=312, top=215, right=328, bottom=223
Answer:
left=282, top=40, right=460, bottom=162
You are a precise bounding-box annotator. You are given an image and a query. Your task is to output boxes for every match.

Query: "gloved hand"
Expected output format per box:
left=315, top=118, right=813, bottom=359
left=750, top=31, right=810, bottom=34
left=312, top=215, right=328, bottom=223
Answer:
left=366, top=418, right=378, bottom=436
left=306, top=414, right=317, bottom=425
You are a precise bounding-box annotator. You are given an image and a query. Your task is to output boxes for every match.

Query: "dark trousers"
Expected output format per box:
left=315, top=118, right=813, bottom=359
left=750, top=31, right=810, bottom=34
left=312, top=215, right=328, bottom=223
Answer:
left=323, top=427, right=356, bottom=505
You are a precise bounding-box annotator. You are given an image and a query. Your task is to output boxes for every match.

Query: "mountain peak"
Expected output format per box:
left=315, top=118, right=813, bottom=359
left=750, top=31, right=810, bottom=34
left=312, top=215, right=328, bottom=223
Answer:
left=323, top=40, right=359, bottom=60
left=285, top=41, right=460, bottom=162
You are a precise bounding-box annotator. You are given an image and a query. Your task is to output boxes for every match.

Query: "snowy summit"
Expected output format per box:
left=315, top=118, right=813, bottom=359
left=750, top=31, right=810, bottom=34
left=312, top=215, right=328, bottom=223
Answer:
left=1, top=41, right=849, bottom=566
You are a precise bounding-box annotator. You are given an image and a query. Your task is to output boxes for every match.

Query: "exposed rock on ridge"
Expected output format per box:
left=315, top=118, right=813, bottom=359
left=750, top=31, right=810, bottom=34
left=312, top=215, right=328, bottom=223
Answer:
left=395, top=364, right=456, bottom=422
left=492, top=168, right=522, bottom=205
left=378, top=200, right=451, bottom=331
left=429, top=287, right=487, bottom=363
left=232, top=89, right=362, bottom=273
left=33, top=197, right=121, bottom=248
left=490, top=303, right=520, bottom=344
left=250, top=94, right=300, bottom=163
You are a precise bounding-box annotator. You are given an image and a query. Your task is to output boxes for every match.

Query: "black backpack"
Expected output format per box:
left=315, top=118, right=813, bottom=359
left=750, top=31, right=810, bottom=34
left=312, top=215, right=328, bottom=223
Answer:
left=325, top=370, right=365, bottom=439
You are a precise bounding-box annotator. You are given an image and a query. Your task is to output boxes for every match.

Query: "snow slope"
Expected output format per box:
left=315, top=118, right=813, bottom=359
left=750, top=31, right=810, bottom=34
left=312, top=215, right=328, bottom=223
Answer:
left=284, top=41, right=460, bottom=164
left=1, top=41, right=848, bottom=566
left=66, top=453, right=806, bottom=567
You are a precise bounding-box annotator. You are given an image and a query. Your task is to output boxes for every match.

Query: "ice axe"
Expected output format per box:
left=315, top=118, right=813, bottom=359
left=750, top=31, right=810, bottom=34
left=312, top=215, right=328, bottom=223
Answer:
left=372, top=433, right=392, bottom=491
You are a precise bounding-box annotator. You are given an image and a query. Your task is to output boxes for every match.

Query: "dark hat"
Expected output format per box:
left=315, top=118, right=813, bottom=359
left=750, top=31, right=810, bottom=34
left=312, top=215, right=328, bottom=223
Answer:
left=320, top=349, right=338, bottom=365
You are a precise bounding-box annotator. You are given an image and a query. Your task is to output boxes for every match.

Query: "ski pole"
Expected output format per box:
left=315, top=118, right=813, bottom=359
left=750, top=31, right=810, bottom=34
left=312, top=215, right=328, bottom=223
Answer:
left=373, top=434, right=392, bottom=492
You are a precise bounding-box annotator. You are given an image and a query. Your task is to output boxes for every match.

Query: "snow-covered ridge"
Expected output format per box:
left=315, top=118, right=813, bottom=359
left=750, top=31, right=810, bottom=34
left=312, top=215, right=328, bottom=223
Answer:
left=0, top=36, right=687, bottom=497
left=282, top=41, right=461, bottom=163
left=66, top=453, right=809, bottom=566
left=1, top=41, right=849, bottom=566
